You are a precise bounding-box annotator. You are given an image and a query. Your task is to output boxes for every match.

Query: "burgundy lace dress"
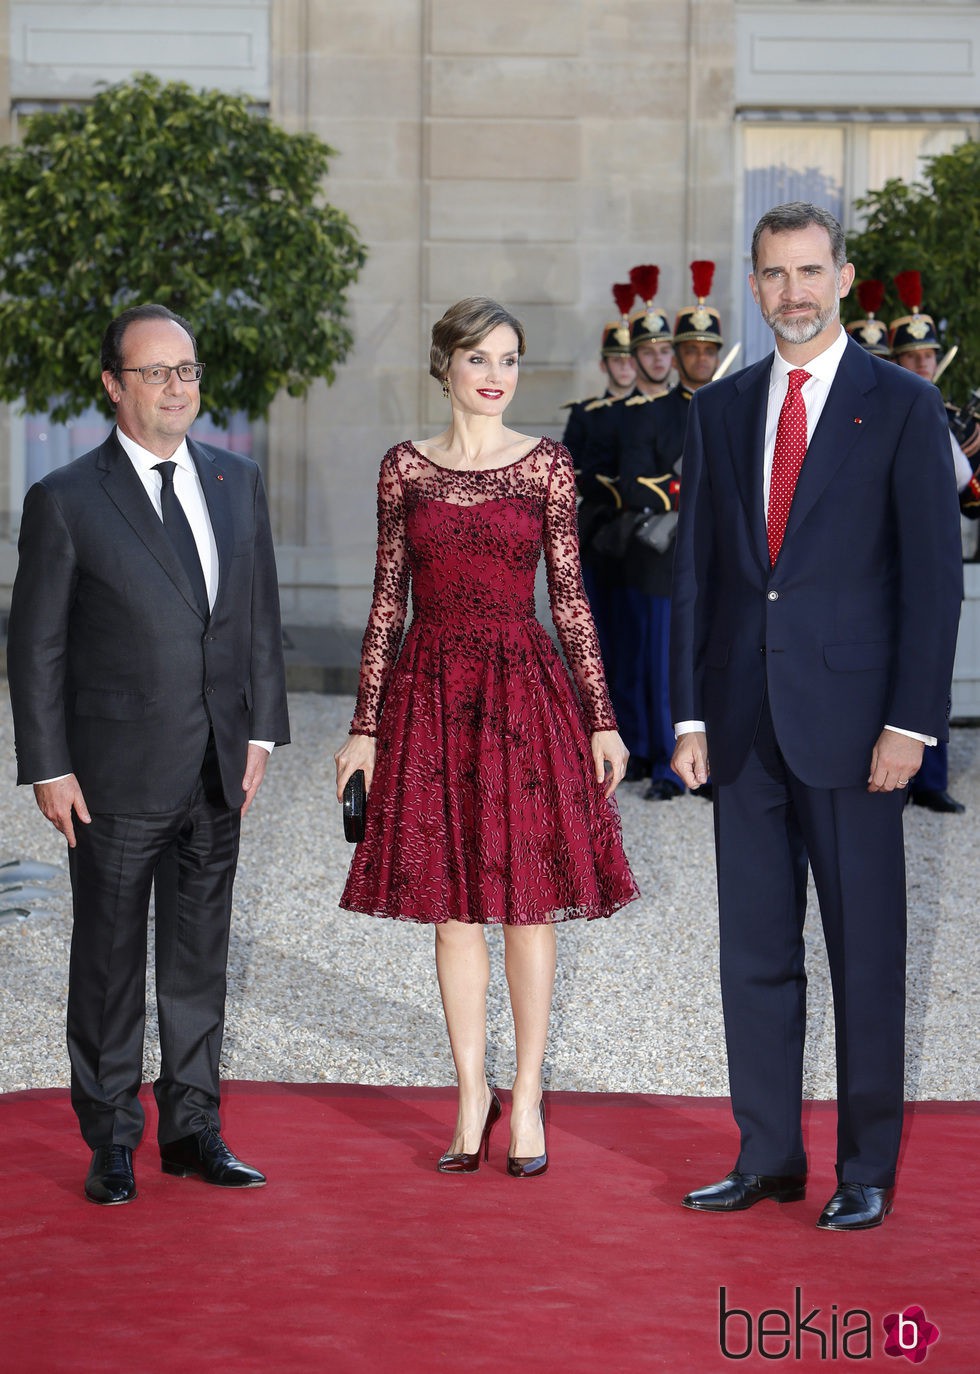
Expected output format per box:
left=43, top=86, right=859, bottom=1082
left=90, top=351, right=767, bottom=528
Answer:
left=340, top=436, right=639, bottom=925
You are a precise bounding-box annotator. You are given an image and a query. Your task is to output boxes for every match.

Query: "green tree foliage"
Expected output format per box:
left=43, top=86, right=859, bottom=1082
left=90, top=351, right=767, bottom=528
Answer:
left=0, top=73, right=367, bottom=423
left=846, top=139, right=980, bottom=406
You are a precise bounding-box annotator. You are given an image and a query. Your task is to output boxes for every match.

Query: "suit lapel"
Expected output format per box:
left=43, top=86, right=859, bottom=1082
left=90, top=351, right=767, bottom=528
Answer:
left=723, top=356, right=772, bottom=571
left=781, top=339, right=876, bottom=548
left=189, top=439, right=233, bottom=613
left=98, top=431, right=207, bottom=620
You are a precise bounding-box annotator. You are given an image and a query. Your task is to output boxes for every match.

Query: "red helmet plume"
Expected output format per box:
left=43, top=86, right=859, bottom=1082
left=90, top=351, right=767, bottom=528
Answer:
left=690, top=260, right=715, bottom=301
left=856, top=279, right=886, bottom=316
left=894, top=270, right=923, bottom=313
left=629, top=264, right=660, bottom=304
left=612, top=283, right=636, bottom=318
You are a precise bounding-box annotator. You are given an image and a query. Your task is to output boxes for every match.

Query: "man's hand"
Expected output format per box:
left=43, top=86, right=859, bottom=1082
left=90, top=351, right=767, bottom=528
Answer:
left=241, top=744, right=270, bottom=817
left=671, top=731, right=709, bottom=790
left=33, top=775, right=91, bottom=848
left=867, top=728, right=925, bottom=794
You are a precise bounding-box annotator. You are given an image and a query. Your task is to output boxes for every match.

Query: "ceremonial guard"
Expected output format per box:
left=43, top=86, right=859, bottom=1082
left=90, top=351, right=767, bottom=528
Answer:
left=563, top=283, right=638, bottom=669
left=577, top=266, right=675, bottom=505
left=844, top=279, right=891, bottom=357
left=562, top=283, right=638, bottom=470
left=889, top=271, right=975, bottom=813
left=625, top=264, right=675, bottom=401
left=616, top=262, right=726, bottom=798
left=580, top=267, right=676, bottom=778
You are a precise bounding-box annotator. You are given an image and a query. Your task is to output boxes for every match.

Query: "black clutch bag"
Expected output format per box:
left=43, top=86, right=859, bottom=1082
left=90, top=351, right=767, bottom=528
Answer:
left=343, top=769, right=366, bottom=843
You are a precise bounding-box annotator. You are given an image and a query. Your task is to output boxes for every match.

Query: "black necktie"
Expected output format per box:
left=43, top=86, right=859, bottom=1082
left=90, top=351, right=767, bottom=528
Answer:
left=153, top=461, right=210, bottom=618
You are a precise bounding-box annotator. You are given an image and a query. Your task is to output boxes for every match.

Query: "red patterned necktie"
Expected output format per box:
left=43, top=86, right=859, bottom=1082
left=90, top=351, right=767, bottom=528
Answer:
left=767, top=368, right=811, bottom=566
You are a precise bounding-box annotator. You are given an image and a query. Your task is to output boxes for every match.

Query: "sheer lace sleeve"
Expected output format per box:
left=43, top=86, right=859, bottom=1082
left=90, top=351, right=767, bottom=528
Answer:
left=543, top=441, right=618, bottom=733
left=350, top=449, right=410, bottom=735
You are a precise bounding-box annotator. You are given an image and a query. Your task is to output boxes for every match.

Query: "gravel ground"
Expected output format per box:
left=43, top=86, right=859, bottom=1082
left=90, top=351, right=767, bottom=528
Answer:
left=0, top=685, right=976, bottom=1101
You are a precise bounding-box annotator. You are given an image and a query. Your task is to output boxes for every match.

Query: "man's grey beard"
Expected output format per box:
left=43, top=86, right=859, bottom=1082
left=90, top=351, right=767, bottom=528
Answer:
left=765, top=294, right=840, bottom=345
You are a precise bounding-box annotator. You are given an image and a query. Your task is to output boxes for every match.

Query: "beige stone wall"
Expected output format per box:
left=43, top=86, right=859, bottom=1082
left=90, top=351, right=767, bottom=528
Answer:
left=0, top=0, right=737, bottom=619
left=269, top=0, right=737, bottom=626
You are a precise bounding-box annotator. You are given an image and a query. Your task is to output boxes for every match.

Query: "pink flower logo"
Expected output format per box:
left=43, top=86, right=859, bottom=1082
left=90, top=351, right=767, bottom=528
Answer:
left=883, top=1306, right=940, bottom=1363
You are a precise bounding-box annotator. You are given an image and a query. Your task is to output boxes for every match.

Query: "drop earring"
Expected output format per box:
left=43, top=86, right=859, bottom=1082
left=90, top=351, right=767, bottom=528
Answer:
left=442, top=380, right=450, bottom=400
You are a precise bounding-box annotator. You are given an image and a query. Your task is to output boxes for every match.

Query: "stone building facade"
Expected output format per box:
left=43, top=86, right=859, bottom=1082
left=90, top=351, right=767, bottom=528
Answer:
left=2, top=1, right=979, bottom=641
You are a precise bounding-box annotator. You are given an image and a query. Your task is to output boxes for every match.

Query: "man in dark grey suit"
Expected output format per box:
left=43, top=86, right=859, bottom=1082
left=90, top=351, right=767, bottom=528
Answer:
left=7, top=303, right=290, bottom=1204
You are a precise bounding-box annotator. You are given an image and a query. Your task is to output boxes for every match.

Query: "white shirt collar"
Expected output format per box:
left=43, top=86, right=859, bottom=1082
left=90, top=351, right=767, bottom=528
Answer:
left=771, top=324, right=848, bottom=386
left=115, top=426, right=193, bottom=476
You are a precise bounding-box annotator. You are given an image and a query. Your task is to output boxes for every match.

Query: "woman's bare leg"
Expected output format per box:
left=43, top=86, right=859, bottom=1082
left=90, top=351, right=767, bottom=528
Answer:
left=435, top=920, right=492, bottom=1153
left=503, top=923, right=557, bottom=1157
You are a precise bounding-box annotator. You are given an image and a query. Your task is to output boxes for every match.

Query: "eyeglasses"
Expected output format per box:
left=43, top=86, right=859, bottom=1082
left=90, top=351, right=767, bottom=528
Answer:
left=119, top=363, right=205, bottom=385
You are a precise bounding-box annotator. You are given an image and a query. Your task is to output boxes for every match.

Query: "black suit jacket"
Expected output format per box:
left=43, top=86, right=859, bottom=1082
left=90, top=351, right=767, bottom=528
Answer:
left=7, top=429, right=290, bottom=812
left=670, top=338, right=963, bottom=789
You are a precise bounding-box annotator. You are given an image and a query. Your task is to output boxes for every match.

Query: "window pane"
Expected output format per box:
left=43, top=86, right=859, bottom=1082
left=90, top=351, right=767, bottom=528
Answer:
left=867, top=125, right=968, bottom=191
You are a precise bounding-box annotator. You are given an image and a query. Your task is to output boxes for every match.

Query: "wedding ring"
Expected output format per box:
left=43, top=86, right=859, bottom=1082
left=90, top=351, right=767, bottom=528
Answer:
left=898, top=778, right=908, bottom=787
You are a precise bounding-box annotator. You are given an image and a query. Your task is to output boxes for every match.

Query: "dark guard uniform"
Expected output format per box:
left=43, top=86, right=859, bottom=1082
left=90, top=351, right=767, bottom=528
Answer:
left=562, top=282, right=638, bottom=673
left=614, top=262, right=725, bottom=796
left=888, top=272, right=970, bottom=812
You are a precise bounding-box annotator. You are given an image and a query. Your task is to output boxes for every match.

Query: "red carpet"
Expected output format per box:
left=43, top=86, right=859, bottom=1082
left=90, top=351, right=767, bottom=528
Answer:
left=0, top=1085, right=974, bottom=1372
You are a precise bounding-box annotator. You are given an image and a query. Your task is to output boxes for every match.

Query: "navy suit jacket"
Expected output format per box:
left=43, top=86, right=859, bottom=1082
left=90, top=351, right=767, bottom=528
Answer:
left=669, top=336, right=963, bottom=789
left=7, top=429, right=290, bottom=813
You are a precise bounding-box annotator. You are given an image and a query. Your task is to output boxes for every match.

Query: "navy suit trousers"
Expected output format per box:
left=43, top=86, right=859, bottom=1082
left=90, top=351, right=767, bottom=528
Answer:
left=714, top=699, right=907, bottom=1187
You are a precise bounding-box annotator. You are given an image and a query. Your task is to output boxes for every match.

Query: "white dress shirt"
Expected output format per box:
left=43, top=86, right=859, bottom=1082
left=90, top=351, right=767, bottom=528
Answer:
left=674, top=327, right=935, bottom=747
left=116, top=429, right=219, bottom=610
left=762, top=327, right=848, bottom=518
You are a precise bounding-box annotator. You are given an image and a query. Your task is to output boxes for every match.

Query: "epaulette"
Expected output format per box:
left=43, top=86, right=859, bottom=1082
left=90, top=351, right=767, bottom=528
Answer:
left=560, top=395, right=601, bottom=411
left=583, top=396, right=618, bottom=413
left=627, top=385, right=679, bottom=407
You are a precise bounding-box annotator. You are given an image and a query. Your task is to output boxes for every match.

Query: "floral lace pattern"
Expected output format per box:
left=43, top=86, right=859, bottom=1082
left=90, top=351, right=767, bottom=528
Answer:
left=342, top=437, right=638, bottom=925
left=351, top=439, right=616, bottom=735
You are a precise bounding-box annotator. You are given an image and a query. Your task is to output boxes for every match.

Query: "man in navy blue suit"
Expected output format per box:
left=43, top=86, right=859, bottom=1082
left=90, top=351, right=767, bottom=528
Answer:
left=669, top=203, right=962, bottom=1230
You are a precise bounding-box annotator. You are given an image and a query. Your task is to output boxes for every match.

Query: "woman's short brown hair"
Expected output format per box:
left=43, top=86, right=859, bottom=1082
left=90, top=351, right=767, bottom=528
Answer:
left=429, top=297, right=527, bottom=381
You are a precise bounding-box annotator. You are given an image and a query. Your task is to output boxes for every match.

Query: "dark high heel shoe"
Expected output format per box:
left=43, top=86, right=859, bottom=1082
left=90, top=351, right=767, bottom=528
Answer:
left=437, top=1089, right=502, bottom=1173
left=507, top=1100, right=548, bottom=1178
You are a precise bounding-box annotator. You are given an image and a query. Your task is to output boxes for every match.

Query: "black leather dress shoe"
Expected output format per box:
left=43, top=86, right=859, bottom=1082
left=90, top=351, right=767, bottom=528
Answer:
left=624, top=756, right=651, bottom=782
left=682, top=1169, right=806, bottom=1211
left=644, top=779, right=683, bottom=801
left=910, top=788, right=966, bottom=814
left=816, top=1182, right=894, bottom=1231
left=85, top=1144, right=137, bottom=1205
left=160, top=1128, right=266, bottom=1187
left=694, top=781, right=713, bottom=801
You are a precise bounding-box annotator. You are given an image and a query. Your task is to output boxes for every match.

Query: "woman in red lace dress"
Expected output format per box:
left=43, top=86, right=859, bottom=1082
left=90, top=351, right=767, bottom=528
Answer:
left=335, top=298, right=638, bottom=1176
